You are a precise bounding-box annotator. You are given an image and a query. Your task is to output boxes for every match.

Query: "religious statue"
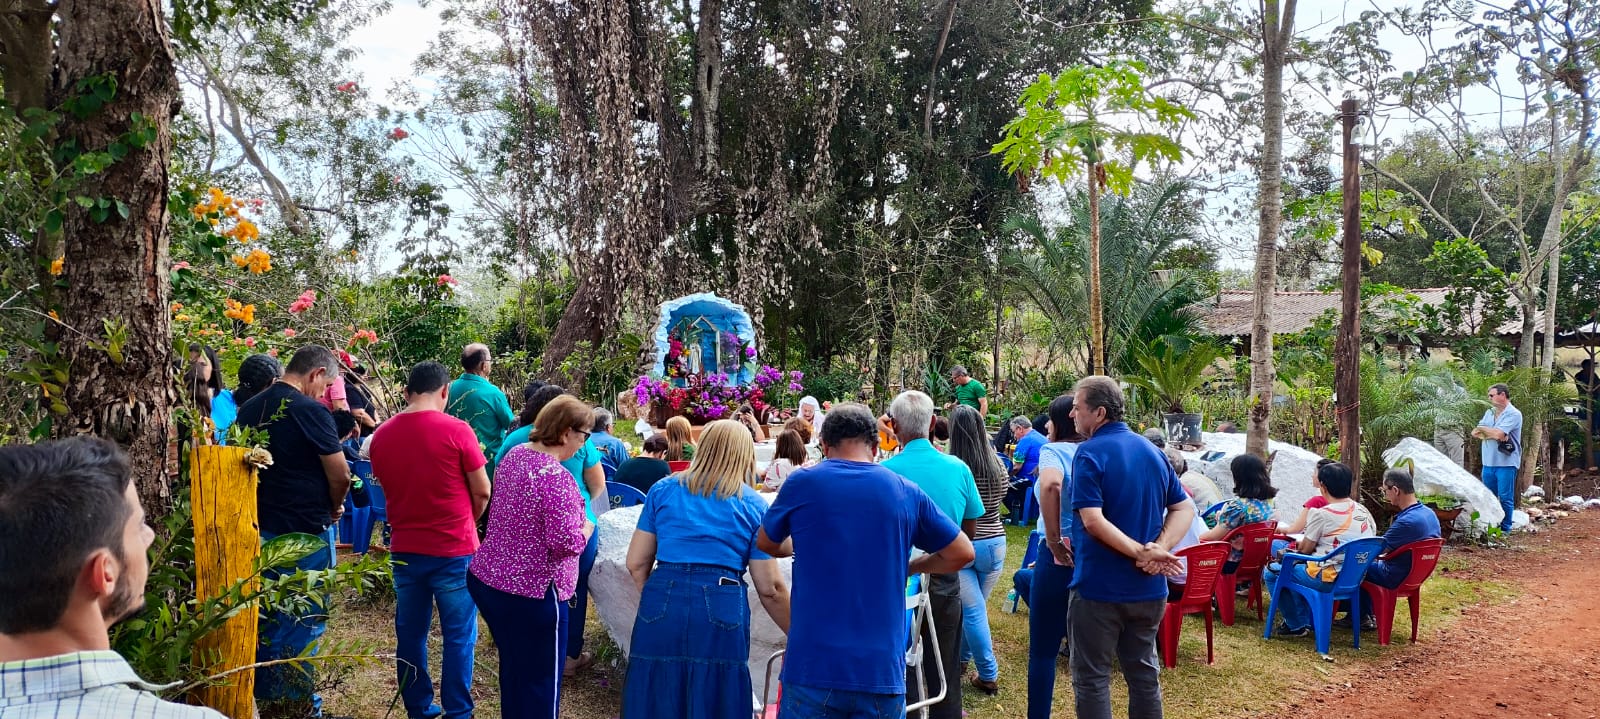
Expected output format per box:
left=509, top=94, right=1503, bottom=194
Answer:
left=687, top=340, right=703, bottom=375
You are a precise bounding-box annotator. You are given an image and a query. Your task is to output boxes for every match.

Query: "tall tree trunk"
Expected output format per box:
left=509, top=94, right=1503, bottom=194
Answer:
left=1247, top=0, right=1295, bottom=458
left=1087, top=161, right=1104, bottom=376
left=0, top=0, right=53, bottom=111
left=540, top=253, right=624, bottom=388
left=51, top=0, right=180, bottom=512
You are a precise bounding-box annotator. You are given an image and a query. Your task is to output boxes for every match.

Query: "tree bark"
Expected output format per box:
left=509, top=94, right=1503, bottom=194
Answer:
left=690, top=0, right=722, bottom=175
left=0, top=0, right=54, bottom=111
left=1246, top=0, right=1295, bottom=458
left=1335, top=99, right=1361, bottom=475
left=1087, top=160, right=1104, bottom=376
left=51, top=0, right=180, bottom=513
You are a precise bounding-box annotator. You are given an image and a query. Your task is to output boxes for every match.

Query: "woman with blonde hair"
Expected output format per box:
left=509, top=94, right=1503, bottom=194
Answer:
left=663, top=414, right=696, bottom=462
left=622, top=420, right=791, bottom=719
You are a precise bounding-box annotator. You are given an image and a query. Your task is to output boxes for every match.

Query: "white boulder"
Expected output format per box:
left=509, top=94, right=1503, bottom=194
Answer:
left=1523, top=485, right=1545, bottom=498
left=1382, top=437, right=1505, bottom=533
left=588, top=498, right=790, bottom=703
left=1180, top=432, right=1324, bottom=523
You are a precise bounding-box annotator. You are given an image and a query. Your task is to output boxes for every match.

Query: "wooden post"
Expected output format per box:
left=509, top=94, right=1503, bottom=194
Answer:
left=1335, top=99, right=1363, bottom=475
left=190, top=445, right=260, bottom=719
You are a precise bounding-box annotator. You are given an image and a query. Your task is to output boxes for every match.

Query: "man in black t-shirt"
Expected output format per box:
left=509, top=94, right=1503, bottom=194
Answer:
left=235, top=344, right=351, bottom=716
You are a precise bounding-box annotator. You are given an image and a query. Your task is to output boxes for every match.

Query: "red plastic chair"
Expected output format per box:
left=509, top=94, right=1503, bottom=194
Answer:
left=1213, top=520, right=1278, bottom=626
left=668, top=460, right=691, bottom=472
left=1159, top=541, right=1231, bottom=668
left=1361, top=537, right=1445, bottom=645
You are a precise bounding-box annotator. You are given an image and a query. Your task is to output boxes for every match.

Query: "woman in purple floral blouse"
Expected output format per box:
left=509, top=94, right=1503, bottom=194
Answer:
left=468, top=394, right=595, bottom=719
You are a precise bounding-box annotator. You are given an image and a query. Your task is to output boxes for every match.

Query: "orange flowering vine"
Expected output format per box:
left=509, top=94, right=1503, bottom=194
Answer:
left=223, top=298, right=256, bottom=324
left=231, top=248, right=272, bottom=274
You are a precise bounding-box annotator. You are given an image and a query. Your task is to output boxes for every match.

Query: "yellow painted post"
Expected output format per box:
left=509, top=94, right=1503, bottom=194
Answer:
left=189, top=445, right=259, bottom=719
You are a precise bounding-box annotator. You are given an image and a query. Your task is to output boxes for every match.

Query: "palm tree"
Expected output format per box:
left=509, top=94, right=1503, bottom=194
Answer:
left=1002, top=178, right=1210, bottom=375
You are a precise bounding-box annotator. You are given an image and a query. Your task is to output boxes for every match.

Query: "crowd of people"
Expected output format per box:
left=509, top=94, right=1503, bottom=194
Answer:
left=0, top=346, right=1485, bottom=719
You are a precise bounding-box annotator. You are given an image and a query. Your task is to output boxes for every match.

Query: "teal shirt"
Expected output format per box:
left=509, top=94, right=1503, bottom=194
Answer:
left=882, top=438, right=984, bottom=526
left=497, top=426, right=601, bottom=522
left=446, top=373, right=515, bottom=468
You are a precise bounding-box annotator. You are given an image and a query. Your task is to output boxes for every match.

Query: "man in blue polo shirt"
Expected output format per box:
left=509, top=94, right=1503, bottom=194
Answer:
left=882, top=390, right=983, bottom=719
left=1357, top=467, right=1442, bottom=627
left=758, top=403, right=975, bottom=719
left=1067, top=376, right=1194, bottom=719
left=1473, top=382, right=1522, bottom=533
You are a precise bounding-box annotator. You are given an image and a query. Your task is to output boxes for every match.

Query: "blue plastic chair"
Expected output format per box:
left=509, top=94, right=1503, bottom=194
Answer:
left=1018, top=482, right=1040, bottom=526
left=1263, top=536, right=1386, bottom=655
left=1020, top=530, right=1045, bottom=569
left=350, top=460, right=386, bottom=554
left=606, top=481, right=647, bottom=509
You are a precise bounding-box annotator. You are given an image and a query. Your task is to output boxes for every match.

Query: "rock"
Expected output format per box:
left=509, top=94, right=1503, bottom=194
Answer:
left=1552, top=510, right=1570, bottom=519
left=1585, top=498, right=1600, bottom=509
left=1382, top=437, right=1506, bottom=534
left=615, top=392, right=643, bottom=421
left=1524, top=506, right=1545, bottom=519
left=1523, top=485, right=1545, bottom=498
left=589, top=497, right=790, bottom=703
left=1180, top=433, right=1325, bottom=523
left=1563, top=495, right=1585, bottom=507
left=1509, top=509, right=1531, bottom=531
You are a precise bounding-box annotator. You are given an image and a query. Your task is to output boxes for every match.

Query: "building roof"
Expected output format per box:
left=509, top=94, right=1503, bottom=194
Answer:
left=1197, top=288, right=1537, bottom=339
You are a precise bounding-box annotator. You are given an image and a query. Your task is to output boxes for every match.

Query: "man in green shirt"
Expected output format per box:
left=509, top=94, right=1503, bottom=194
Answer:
left=947, top=365, right=988, bottom=417
left=445, top=343, right=515, bottom=474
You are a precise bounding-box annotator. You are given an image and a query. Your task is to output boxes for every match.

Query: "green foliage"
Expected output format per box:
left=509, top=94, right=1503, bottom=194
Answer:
left=1126, top=337, right=1225, bottom=413
left=993, top=61, right=1192, bottom=194
left=1419, top=236, right=1516, bottom=342
left=557, top=333, right=646, bottom=407
left=796, top=364, right=869, bottom=405
left=110, top=495, right=390, bottom=694
left=1358, top=358, right=1487, bottom=502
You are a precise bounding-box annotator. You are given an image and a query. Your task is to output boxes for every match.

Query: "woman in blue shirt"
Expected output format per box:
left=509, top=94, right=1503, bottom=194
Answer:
left=622, top=420, right=791, bottom=719
left=1025, top=394, right=1084, bottom=719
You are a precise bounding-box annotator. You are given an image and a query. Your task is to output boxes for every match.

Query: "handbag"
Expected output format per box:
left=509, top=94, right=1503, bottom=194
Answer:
left=1497, top=437, right=1517, bottom=455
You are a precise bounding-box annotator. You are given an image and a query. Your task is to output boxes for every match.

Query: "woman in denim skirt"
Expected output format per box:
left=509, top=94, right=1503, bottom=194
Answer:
left=622, top=420, right=791, bottom=719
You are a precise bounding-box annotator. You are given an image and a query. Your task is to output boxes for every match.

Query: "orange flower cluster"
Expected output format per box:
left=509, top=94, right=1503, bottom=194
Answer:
left=191, top=187, right=263, bottom=246
left=49, top=257, right=63, bottom=276
left=231, top=248, right=272, bottom=274
left=223, top=298, right=256, bottom=324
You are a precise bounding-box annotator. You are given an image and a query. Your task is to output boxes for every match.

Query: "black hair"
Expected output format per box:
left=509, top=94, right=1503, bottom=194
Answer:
left=518, top=384, right=567, bottom=428
left=1047, top=394, right=1083, bottom=442
left=182, top=362, right=213, bottom=419
left=188, top=343, right=224, bottom=393
left=233, top=353, right=283, bottom=405
left=932, top=415, right=951, bottom=442
left=819, top=403, right=878, bottom=449
left=462, top=346, right=490, bottom=373
left=1032, top=413, right=1050, bottom=436
left=1229, top=454, right=1279, bottom=500
left=286, top=344, right=339, bottom=377
left=332, top=410, right=359, bottom=439
left=1317, top=461, right=1355, bottom=499
left=405, top=361, right=451, bottom=395
left=949, top=405, right=1005, bottom=481
left=1382, top=467, right=1416, bottom=495
left=522, top=380, right=548, bottom=404
left=0, top=438, right=135, bottom=633
left=643, top=434, right=669, bottom=454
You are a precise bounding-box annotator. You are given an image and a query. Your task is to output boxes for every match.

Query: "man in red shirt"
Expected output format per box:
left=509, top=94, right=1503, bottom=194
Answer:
left=369, top=361, right=491, bottom=719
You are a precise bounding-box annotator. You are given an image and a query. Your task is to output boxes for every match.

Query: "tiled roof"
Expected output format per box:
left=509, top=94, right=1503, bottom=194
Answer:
left=1197, top=288, right=1535, bottom=338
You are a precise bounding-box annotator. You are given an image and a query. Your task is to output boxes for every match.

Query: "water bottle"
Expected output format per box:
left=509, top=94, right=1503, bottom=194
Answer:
left=1004, top=589, right=1020, bottom=613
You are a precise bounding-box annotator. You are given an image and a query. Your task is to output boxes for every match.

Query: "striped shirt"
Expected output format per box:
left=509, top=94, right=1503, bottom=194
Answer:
left=973, top=468, right=1008, bottom=541
left=0, top=650, right=224, bottom=718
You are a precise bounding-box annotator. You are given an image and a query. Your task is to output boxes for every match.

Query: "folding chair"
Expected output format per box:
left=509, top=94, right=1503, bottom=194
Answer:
left=758, top=573, right=946, bottom=718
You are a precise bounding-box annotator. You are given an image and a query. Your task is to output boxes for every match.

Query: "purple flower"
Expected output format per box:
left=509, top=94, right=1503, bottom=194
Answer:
left=745, top=346, right=757, bottom=358
left=788, top=381, right=804, bottom=392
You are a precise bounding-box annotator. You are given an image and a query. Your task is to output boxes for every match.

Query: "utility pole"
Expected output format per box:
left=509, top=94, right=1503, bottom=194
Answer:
left=1335, top=98, right=1363, bottom=475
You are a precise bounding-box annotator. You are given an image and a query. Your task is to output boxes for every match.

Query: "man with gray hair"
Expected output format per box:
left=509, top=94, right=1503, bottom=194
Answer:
left=882, top=390, right=984, bottom=718
left=589, top=407, right=629, bottom=479
left=446, top=342, right=515, bottom=475
left=1005, top=415, right=1047, bottom=525
left=1066, top=376, right=1195, bottom=719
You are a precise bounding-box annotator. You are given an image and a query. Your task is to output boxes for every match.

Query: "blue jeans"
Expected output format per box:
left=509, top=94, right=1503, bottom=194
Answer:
left=1027, top=555, right=1073, bottom=719
left=469, top=573, right=566, bottom=719
left=1264, top=561, right=1328, bottom=632
left=778, top=683, right=903, bottom=719
left=568, top=529, right=599, bottom=659
left=622, top=563, right=751, bottom=719
left=958, top=536, right=1006, bottom=681
left=1482, top=465, right=1517, bottom=531
left=256, top=526, right=336, bottom=716
left=393, top=553, right=478, bottom=719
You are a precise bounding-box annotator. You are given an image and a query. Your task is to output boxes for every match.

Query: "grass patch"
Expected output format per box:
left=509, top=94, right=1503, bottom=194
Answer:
left=318, top=526, right=1514, bottom=719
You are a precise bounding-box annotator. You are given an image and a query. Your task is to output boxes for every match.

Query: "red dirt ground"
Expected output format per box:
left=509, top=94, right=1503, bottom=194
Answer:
left=1262, top=510, right=1600, bottom=719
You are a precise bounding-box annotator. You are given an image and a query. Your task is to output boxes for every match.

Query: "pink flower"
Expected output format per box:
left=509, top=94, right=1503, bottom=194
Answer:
left=335, top=81, right=358, bottom=93
left=289, top=289, right=317, bottom=314
left=268, top=348, right=279, bottom=358
left=388, top=127, right=410, bottom=141
left=437, top=274, right=457, bottom=286
left=173, top=261, right=191, bottom=270
left=244, top=337, right=257, bottom=348
left=282, top=328, right=297, bottom=338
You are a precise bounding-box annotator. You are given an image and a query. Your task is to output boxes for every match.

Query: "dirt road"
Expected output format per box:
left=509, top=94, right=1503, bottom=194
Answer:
left=1264, top=510, right=1600, bottom=719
